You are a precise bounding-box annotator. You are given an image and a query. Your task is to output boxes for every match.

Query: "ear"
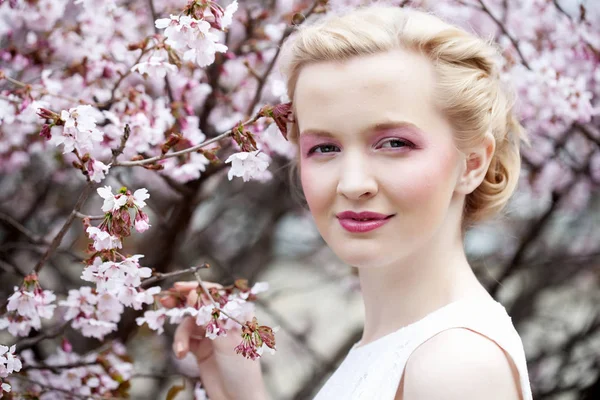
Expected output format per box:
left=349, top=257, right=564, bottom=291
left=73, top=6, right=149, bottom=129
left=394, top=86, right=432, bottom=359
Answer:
left=455, top=133, right=496, bottom=195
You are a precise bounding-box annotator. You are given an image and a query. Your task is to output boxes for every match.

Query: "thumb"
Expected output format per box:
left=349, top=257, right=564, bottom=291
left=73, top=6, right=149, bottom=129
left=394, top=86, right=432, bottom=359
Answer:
left=173, top=316, right=195, bottom=359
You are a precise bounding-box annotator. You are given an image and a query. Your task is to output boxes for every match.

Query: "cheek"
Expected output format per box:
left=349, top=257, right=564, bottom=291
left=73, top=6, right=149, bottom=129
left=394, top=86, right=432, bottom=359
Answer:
left=387, top=148, right=459, bottom=209
left=299, top=161, right=329, bottom=215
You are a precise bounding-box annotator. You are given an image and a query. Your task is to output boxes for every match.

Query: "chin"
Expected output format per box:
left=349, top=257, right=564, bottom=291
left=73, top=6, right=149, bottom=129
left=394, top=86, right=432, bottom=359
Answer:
left=327, top=239, right=398, bottom=269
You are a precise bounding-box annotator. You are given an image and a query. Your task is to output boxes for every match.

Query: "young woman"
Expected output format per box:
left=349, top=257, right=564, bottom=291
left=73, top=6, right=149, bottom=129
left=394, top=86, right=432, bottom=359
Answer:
left=162, top=5, right=533, bottom=400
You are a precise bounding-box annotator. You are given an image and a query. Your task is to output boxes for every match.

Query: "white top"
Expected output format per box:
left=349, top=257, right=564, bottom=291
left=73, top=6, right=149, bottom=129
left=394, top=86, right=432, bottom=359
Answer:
left=313, top=298, right=533, bottom=400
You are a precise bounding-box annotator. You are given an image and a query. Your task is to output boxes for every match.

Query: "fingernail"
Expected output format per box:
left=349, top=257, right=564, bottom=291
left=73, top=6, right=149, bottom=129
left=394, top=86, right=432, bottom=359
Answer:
left=175, top=342, right=185, bottom=358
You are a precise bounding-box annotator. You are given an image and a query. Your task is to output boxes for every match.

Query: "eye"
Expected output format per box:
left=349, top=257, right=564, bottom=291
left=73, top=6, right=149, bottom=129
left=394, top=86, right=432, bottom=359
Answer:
left=377, top=138, right=413, bottom=149
left=307, top=144, right=340, bottom=155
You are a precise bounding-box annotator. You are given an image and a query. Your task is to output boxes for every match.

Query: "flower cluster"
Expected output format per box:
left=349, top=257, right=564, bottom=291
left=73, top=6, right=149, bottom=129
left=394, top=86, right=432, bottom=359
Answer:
left=155, top=0, right=238, bottom=68
left=51, top=105, right=104, bottom=154
left=14, top=341, right=132, bottom=398
left=92, top=185, right=151, bottom=242
left=82, top=255, right=160, bottom=309
left=0, top=274, right=56, bottom=337
left=234, top=317, right=278, bottom=360
left=59, top=286, right=124, bottom=340
left=226, top=150, right=272, bottom=182
left=137, top=279, right=277, bottom=359
left=1, top=344, right=22, bottom=397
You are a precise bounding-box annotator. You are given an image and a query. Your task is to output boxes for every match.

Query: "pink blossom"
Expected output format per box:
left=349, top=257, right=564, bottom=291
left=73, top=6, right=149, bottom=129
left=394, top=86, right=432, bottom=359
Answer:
left=52, top=105, right=104, bottom=154
left=87, top=159, right=111, bottom=183
left=155, top=14, right=228, bottom=68
left=131, top=56, right=178, bottom=78
left=134, top=211, right=151, bottom=233
left=86, top=226, right=122, bottom=251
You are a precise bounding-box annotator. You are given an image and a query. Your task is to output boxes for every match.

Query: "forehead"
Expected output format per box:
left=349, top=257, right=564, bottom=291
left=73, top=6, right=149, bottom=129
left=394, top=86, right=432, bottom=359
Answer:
left=293, top=48, right=443, bottom=137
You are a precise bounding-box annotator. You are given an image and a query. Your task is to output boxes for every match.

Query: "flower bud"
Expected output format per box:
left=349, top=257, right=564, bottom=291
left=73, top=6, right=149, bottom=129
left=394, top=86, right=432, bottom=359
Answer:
left=39, top=124, right=52, bottom=140
left=61, top=338, right=73, bottom=353
left=36, top=107, right=60, bottom=122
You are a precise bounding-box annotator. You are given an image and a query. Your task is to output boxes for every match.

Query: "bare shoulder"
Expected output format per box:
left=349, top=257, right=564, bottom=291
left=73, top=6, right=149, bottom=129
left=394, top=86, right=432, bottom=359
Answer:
left=400, top=328, right=522, bottom=400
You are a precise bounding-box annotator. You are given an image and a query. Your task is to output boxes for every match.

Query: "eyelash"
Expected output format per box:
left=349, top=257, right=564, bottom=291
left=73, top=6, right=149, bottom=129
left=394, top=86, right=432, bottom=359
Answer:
left=307, top=138, right=415, bottom=155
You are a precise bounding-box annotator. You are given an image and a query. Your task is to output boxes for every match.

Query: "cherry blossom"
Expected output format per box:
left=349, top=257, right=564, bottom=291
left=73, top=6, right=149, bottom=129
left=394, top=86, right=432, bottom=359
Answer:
left=0, top=275, right=56, bottom=337
left=87, top=159, right=111, bottom=183
left=86, top=226, right=123, bottom=251
left=135, top=308, right=168, bottom=334
left=225, top=150, right=272, bottom=182
left=131, top=56, right=178, bottom=78
left=221, top=0, right=239, bottom=29
left=155, top=12, right=229, bottom=68
left=14, top=343, right=131, bottom=397
left=51, top=105, right=104, bottom=154
left=97, top=186, right=128, bottom=213
left=59, top=287, right=123, bottom=340
left=132, top=188, right=150, bottom=209
left=0, top=344, right=21, bottom=398
left=0, top=0, right=597, bottom=396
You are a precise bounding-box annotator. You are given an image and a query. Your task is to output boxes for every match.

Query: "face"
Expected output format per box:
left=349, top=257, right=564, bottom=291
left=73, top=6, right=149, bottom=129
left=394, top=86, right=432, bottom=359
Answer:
left=294, top=48, right=466, bottom=268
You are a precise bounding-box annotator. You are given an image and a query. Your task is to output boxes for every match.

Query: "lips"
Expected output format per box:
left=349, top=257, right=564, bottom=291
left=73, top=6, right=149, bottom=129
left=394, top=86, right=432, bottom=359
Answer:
left=336, top=211, right=393, bottom=220
left=336, top=211, right=394, bottom=233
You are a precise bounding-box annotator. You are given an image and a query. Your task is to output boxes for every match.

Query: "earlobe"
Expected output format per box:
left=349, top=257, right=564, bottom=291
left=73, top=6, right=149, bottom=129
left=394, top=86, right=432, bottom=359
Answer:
left=456, top=133, right=496, bottom=195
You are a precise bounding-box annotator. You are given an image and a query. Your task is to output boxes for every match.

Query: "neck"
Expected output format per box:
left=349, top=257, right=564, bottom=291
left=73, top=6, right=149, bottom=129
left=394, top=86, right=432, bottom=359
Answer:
left=356, top=220, right=491, bottom=346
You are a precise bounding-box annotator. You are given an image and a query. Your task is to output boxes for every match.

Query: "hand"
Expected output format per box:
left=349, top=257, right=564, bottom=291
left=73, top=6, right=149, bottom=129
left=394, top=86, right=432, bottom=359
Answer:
left=160, top=281, right=269, bottom=400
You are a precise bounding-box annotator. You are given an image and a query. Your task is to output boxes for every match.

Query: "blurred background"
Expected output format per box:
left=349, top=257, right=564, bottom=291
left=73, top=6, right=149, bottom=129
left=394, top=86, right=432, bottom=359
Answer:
left=0, top=0, right=599, bottom=399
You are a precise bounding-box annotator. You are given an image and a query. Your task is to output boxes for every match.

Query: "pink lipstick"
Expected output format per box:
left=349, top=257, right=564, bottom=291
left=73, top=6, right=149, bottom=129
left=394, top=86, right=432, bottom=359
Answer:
left=336, top=211, right=394, bottom=233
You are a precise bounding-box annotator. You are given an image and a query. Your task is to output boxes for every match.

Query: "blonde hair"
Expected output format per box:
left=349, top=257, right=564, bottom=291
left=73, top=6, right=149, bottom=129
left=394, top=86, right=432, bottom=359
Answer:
left=279, top=4, right=528, bottom=228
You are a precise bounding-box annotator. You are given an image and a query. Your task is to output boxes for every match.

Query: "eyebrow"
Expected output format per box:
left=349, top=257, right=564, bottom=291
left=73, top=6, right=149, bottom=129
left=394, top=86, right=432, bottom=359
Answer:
left=299, top=121, right=420, bottom=138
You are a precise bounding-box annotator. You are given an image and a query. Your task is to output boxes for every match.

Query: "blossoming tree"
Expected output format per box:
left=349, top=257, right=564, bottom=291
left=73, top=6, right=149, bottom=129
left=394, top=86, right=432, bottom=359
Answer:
left=0, top=0, right=598, bottom=399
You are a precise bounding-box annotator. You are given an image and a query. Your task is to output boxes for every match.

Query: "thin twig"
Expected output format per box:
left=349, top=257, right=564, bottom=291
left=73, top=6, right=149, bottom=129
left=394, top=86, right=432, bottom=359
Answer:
left=0, top=259, right=26, bottom=277
left=14, top=320, right=71, bottom=352
left=113, top=113, right=261, bottom=167
left=193, top=270, right=246, bottom=327
left=0, top=211, right=48, bottom=244
left=140, top=263, right=210, bottom=288
left=73, top=211, right=105, bottom=220
left=476, top=0, right=531, bottom=69
left=31, top=125, right=130, bottom=275
left=244, top=0, right=323, bottom=117
left=19, top=360, right=99, bottom=373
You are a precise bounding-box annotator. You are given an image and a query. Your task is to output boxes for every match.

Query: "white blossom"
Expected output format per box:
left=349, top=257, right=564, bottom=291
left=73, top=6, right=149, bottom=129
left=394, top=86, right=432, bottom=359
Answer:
left=221, top=0, right=239, bottom=29
left=53, top=105, right=104, bottom=154
left=0, top=345, right=22, bottom=378
left=97, top=186, right=127, bottom=213
left=136, top=309, right=168, bottom=334
left=131, top=56, right=177, bottom=78
left=155, top=15, right=228, bottom=68
left=132, top=188, right=150, bottom=209
left=225, top=150, right=271, bottom=182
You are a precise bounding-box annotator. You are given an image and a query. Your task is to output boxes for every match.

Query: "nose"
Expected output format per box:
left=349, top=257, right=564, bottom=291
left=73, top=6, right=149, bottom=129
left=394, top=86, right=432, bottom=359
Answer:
left=336, top=152, right=378, bottom=200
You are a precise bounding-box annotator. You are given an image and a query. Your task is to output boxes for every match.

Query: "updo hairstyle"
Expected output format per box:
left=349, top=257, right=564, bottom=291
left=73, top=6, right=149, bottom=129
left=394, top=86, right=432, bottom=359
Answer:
left=279, top=5, right=528, bottom=228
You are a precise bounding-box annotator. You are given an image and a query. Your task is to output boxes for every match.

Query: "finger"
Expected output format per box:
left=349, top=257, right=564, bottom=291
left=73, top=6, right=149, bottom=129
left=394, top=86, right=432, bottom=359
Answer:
left=186, top=289, right=199, bottom=307
left=160, top=296, right=176, bottom=308
left=173, top=316, right=195, bottom=359
left=173, top=281, right=199, bottom=291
